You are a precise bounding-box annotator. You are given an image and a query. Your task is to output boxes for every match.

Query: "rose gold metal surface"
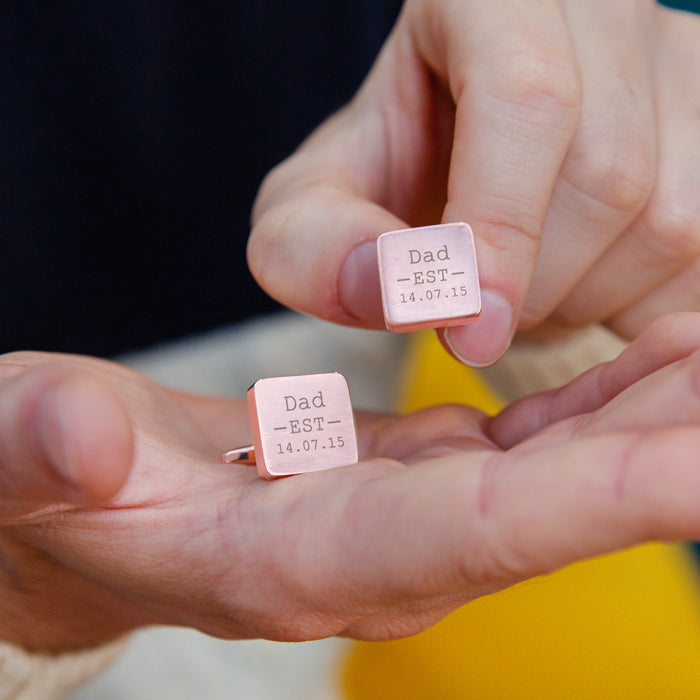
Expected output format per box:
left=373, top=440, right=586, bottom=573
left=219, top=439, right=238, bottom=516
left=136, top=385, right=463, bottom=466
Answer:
left=243, top=372, right=358, bottom=478
left=377, top=222, right=481, bottom=332
left=221, top=446, right=256, bottom=466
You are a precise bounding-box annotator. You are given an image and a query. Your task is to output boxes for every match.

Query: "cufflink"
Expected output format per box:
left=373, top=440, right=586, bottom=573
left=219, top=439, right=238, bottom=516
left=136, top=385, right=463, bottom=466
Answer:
left=222, top=372, right=358, bottom=478
left=377, top=222, right=481, bottom=332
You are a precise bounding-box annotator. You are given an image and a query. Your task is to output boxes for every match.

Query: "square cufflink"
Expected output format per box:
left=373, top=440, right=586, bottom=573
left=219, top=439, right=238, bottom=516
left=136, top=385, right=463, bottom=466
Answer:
left=377, top=222, right=481, bottom=332
left=223, top=372, right=358, bottom=478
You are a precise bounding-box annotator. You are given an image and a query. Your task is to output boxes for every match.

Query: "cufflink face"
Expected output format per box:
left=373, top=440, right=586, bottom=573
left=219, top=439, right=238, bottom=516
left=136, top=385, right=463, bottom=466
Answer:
left=248, top=372, right=358, bottom=478
left=377, top=222, right=481, bottom=332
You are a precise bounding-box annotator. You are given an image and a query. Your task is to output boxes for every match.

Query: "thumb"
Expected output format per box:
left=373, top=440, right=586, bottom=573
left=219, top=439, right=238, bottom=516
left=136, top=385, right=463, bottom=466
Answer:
left=0, top=364, right=134, bottom=505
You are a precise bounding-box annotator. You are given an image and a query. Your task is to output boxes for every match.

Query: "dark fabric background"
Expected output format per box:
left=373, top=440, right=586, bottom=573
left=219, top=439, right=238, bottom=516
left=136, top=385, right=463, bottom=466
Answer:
left=1, top=1, right=696, bottom=356
left=0, top=2, right=402, bottom=356
left=660, top=0, right=699, bottom=10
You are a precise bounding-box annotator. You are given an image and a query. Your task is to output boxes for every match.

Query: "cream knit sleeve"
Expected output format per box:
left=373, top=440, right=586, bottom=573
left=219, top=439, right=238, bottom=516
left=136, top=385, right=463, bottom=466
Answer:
left=481, top=323, right=627, bottom=404
left=0, top=636, right=128, bottom=700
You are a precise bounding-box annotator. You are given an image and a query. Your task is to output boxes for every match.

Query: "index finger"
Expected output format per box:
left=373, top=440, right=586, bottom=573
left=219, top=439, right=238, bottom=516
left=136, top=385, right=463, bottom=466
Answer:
left=248, top=0, right=581, bottom=368
left=412, top=0, right=582, bottom=365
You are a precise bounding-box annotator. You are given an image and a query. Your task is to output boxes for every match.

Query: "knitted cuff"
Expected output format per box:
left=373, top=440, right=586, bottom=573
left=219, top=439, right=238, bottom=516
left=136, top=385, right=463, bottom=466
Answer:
left=481, top=324, right=627, bottom=403
left=0, top=636, right=129, bottom=700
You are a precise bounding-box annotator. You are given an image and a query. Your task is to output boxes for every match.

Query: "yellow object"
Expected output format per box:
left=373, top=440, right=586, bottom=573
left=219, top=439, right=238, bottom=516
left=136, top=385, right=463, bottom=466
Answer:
left=395, top=330, right=504, bottom=416
left=343, top=332, right=700, bottom=698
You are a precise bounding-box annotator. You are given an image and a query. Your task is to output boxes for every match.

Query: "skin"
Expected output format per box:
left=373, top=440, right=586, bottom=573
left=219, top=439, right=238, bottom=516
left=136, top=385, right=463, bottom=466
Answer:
left=248, top=1, right=700, bottom=366
left=3, top=312, right=700, bottom=653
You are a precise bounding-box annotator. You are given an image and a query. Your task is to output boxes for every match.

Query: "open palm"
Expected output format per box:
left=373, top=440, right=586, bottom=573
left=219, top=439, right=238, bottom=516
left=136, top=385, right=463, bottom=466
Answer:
left=3, top=313, right=700, bottom=653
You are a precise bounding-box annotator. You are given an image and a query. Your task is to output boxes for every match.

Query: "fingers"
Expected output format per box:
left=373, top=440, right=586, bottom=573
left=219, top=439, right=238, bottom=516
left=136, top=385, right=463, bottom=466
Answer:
left=250, top=179, right=400, bottom=328
left=470, top=428, right=700, bottom=583
left=249, top=0, right=699, bottom=369
left=319, top=425, right=700, bottom=622
left=490, top=312, right=700, bottom=448
left=611, top=257, right=700, bottom=337
left=421, top=0, right=582, bottom=364
left=0, top=356, right=134, bottom=506
left=553, top=7, right=700, bottom=333
left=579, top=349, right=700, bottom=438
left=248, top=29, right=452, bottom=328
left=520, top=0, right=656, bottom=327
left=249, top=0, right=584, bottom=367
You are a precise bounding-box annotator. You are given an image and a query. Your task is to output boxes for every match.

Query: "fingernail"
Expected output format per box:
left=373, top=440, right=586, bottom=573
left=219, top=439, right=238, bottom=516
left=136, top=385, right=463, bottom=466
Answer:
left=35, top=382, right=81, bottom=488
left=338, top=241, right=385, bottom=327
left=444, top=290, right=513, bottom=367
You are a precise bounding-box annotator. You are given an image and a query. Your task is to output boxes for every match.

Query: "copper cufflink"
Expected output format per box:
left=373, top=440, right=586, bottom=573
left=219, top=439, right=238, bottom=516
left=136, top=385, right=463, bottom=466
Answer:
left=223, top=223, right=478, bottom=478
left=222, top=372, right=358, bottom=478
left=377, top=222, right=481, bottom=332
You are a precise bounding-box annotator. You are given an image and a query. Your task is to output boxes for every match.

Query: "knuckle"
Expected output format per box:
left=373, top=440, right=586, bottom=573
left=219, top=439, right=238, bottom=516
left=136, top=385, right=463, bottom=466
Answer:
left=481, top=30, right=582, bottom=120
left=641, top=185, right=700, bottom=266
left=251, top=159, right=292, bottom=227
left=564, top=126, right=655, bottom=216
left=475, top=207, right=544, bottom=250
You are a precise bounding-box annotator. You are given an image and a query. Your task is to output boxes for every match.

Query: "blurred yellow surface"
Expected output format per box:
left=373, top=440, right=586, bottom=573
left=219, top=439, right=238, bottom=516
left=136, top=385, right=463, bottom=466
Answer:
left=343, top=332, right=700, bottom=698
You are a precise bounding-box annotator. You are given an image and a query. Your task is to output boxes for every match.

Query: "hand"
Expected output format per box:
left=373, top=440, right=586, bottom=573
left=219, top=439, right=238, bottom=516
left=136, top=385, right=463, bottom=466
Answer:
left=3, top=312, right=700, bottom=652
left=248, top=1, right=700, bottom=366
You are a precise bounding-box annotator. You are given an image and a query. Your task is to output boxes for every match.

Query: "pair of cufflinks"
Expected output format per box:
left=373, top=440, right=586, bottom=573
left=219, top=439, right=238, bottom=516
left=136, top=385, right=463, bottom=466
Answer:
left=224, top=222, right=480, bottom=478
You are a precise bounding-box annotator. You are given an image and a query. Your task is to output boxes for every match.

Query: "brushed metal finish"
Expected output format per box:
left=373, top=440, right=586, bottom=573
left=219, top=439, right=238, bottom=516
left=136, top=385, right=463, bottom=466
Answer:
left=248, top=372, right=358, bottom=477
left=377, top=222, right=481, bottom=332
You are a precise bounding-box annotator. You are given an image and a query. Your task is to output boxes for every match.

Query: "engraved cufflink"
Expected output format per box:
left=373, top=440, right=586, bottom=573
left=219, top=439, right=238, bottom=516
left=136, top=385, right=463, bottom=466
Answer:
left=377, top=222, right=481, bottom=332
left=222, top=372, right=358, bottom=478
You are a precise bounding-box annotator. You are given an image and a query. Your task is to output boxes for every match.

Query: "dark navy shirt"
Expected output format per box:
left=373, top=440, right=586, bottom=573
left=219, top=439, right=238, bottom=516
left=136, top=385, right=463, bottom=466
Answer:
left=1, top=2, right=401, bottom=355
left=1, top=1, right=695, bottom=355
